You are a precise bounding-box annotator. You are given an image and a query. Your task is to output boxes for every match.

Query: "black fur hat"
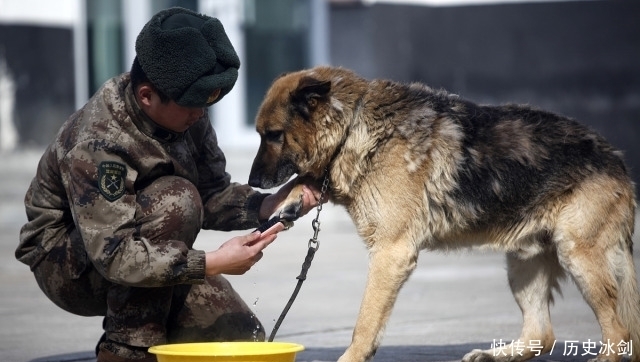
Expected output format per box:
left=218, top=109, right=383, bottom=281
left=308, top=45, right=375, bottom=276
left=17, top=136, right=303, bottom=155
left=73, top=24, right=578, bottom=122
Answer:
left=135, top=7, right=240, bottom=107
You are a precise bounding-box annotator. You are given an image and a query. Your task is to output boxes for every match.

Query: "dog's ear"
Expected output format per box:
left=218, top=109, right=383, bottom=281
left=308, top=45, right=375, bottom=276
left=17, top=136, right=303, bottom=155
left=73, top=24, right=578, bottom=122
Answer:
left=290, top=76, right=331, bottom=120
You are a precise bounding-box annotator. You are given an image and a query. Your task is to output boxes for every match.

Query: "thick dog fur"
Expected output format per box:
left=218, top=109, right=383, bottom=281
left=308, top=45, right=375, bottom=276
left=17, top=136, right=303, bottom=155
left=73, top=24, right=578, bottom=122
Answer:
left=248, top=66, right=640, bottom=362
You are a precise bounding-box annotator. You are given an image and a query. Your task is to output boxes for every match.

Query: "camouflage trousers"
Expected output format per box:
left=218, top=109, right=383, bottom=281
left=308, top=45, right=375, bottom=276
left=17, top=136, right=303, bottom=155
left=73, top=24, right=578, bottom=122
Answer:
left=32, top=176, right=265, bottom=358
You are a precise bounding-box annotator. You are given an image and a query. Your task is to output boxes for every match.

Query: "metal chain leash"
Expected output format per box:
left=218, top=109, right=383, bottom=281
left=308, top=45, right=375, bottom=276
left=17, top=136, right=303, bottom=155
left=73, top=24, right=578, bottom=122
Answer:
left=268, top=172, right=330, bottom=342
left=307, top=173, right=330, bottom=251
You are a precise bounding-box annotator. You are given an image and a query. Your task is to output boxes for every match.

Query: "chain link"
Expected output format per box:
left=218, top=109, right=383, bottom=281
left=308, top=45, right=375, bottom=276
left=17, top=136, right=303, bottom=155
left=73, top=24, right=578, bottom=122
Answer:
left=308, top=171, right=330, bottom=250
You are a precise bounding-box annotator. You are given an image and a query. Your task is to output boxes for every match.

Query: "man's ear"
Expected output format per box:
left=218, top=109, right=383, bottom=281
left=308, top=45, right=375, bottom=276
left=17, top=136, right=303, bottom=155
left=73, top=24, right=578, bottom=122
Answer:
left=290, top=77, right=331, bottom=120
left=136, top=84, right=155, bottom=107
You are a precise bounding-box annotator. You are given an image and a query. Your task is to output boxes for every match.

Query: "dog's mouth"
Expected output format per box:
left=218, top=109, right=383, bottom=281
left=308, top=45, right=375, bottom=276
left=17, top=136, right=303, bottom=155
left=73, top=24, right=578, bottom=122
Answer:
left=248, top=159, right=299, bottom=189
left=248, top=175, right=282, bottom=189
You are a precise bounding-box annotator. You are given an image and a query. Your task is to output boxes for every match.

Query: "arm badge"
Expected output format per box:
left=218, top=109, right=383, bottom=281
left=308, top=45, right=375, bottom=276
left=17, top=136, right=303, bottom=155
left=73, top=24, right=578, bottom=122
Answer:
left=98, top=161, right=127, bottom=201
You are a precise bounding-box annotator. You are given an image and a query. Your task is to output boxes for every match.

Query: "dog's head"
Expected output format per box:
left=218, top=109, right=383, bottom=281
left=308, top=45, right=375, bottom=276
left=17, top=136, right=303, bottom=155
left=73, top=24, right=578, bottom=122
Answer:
left=249, top=68, right=344, bottom=189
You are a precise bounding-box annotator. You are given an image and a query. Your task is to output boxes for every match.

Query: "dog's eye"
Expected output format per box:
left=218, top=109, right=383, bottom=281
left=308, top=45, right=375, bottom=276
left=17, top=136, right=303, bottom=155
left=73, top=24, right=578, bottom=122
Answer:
left=265, top=130, right=284, bottom=143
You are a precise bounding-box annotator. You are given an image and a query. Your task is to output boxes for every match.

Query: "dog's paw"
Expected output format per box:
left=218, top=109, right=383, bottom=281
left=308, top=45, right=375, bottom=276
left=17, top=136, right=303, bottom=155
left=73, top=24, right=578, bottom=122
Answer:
left=587, top=357, right=617, bottom=362
left=462, top=349, right=499, bottom=362
left=272, top=184, right=305, bottom=222
left=275, top=197, right=304, bottom=221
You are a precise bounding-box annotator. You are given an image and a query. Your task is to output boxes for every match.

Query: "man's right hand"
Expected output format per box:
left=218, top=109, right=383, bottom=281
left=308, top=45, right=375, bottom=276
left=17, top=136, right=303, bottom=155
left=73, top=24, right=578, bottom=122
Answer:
left=204, top=223, right=284, bottom=275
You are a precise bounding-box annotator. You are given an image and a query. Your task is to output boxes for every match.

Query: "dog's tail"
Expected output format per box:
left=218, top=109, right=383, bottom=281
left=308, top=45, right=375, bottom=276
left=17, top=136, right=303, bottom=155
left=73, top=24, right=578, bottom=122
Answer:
left=613, top=232, right=640, bottom=362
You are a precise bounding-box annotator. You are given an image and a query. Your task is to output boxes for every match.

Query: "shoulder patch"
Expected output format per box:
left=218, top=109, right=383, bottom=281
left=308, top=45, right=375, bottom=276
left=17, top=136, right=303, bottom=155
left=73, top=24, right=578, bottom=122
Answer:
left=98, top=161, right=127, bottom=202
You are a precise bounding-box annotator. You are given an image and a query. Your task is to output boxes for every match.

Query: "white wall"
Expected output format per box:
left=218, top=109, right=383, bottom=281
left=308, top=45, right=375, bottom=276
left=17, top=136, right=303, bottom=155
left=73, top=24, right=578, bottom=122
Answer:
left=0, top=0, right=84, bottom=150
left=200, top=0, right=259, bottom=149
left=0, top=0, right=79, bottom=26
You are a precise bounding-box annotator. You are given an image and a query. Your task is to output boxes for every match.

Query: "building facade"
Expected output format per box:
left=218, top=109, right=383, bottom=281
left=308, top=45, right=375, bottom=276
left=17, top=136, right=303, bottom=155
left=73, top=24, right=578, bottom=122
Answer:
left=0, top=0, right=328, bottom=150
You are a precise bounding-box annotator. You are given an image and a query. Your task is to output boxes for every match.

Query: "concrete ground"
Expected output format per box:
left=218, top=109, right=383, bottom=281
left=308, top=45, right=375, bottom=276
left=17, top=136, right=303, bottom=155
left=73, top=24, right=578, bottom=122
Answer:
left=1, top=148, right=637, bottom=362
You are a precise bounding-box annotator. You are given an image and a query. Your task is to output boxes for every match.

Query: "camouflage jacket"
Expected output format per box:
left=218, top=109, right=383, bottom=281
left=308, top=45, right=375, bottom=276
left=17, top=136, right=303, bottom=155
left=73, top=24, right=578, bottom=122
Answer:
left=16, top=73, right=267, bottom=286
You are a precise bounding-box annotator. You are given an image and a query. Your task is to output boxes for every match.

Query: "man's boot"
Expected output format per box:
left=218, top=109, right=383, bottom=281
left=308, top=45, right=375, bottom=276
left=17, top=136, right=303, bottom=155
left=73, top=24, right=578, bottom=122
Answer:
left=96, top=341, right=156, bottom=362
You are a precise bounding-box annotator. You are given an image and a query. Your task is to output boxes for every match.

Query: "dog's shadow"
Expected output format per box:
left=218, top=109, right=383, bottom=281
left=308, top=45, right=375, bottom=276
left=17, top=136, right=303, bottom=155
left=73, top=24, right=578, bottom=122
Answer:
left=298, top=342, right=603, bottom=362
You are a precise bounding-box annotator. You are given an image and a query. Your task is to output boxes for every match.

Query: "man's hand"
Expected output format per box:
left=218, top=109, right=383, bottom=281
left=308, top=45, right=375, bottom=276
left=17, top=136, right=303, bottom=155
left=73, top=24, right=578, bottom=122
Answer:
left=205, top=223, right=285, bottom=275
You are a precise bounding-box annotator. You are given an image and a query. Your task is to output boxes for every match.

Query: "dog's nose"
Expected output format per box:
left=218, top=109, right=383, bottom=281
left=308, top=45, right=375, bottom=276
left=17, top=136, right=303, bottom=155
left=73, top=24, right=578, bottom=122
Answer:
left=248, top=177, right=261, bottom=188
left=248, top=171, right=263, bottom=188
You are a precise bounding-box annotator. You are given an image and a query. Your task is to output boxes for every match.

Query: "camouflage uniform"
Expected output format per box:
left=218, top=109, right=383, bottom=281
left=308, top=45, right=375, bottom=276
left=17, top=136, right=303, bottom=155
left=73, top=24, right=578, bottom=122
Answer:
left=16, top=73, right=267, bottom=355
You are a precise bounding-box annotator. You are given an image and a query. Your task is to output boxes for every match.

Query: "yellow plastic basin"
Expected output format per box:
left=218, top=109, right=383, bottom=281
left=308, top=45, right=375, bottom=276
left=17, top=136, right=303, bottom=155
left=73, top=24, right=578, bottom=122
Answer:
left=148, top=342, right=305, bottom=362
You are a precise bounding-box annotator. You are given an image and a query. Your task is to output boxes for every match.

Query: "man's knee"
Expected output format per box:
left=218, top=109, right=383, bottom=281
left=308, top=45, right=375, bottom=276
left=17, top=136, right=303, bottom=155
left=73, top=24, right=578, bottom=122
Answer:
left=136, top=176, right=203, bottom=245
left=166, top=276, right=265, bottom=343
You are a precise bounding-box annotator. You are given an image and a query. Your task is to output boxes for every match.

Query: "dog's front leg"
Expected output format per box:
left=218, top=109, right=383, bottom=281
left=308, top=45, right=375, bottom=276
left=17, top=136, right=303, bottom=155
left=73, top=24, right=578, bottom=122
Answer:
left=338, top=240, right=418, bottom=362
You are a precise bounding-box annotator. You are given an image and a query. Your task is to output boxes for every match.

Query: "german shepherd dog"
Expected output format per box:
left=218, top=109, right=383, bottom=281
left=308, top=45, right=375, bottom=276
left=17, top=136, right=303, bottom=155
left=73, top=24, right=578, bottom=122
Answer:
left=248, top=66, right=640, bottom=362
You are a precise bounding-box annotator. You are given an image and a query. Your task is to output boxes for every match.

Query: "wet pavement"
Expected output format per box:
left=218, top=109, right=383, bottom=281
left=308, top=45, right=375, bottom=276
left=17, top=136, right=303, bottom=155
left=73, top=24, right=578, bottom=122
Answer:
left=1, top=148, right=637, bottom=362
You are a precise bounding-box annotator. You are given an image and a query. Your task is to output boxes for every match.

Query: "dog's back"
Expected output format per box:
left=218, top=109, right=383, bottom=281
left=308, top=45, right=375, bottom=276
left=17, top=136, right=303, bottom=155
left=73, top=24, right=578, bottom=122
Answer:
left=434, top=97, right=633, bottom=231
